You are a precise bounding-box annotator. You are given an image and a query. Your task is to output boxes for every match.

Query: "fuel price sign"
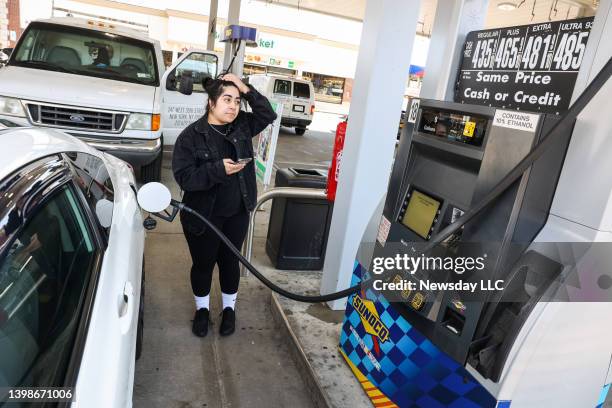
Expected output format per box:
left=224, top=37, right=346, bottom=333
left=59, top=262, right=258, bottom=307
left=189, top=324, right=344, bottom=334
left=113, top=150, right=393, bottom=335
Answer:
left=455, top=17, right=594, bottom=114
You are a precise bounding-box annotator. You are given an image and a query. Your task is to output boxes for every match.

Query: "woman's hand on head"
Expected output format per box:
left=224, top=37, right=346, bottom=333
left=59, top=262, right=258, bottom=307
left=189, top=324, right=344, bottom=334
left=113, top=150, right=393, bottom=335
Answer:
left=223, top=158, right=246, bottom=175
left=220, top=73, right=250, bottom=94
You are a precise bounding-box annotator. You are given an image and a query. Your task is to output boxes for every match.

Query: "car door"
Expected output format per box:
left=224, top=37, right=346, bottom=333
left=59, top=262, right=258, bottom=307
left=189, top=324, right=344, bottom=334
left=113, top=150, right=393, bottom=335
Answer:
left=160, top=50, right=220, bottom=145
left=272, top=78, right=293, bottom=120
left=0, top=156, right=104, bottom=406
left=66, top=151, right=144, bottom=407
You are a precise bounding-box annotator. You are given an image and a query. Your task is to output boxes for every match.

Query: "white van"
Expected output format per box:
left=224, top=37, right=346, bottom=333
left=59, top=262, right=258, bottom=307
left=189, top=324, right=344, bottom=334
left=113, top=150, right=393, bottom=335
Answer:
left=0, top=17, right=220, bottom=181
left=247, top=73, right=314, bottom=135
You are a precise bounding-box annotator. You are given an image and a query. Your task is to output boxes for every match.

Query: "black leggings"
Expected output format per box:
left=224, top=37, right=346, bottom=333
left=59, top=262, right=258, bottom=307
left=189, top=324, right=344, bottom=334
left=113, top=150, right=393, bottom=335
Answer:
left=183, top=212, right=249, bottom=297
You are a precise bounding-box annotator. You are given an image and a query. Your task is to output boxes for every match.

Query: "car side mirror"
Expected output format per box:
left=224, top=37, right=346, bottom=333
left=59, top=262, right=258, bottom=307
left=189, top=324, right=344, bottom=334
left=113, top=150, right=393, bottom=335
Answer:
left=95, top=199, right=114, bottom=228
left=178, top=71, right=194, bottom=95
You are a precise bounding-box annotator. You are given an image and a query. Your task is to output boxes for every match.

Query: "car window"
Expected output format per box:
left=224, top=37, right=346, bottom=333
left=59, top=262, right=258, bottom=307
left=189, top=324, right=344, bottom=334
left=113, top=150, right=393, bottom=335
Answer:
left=66, top=152, right=114, bottom=235
left=0, top=185, right=96, bottom=394
left=273, top=79, right=291, bottom=95
left=173, top=52, right=218, bottom=93
left=11, top=22, right=159, bottom=86
left=293, top=82, right=310, bottom=99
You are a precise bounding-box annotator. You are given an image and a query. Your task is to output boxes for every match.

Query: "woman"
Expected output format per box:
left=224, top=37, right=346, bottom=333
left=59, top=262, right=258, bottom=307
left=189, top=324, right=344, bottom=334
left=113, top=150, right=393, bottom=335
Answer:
left=172, top=74, right=277, bottom=337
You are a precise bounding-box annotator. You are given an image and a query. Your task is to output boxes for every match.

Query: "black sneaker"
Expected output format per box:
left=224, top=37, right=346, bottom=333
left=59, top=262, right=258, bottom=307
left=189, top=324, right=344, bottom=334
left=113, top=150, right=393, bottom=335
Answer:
left=219, top=307, right=235, bottom=336
left=192, top=308, right=209, bottom=337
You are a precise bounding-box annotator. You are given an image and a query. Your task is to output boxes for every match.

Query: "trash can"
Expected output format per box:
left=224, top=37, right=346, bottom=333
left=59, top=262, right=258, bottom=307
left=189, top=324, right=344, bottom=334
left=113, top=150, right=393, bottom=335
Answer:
left=265, top=168, right=333, bottom=270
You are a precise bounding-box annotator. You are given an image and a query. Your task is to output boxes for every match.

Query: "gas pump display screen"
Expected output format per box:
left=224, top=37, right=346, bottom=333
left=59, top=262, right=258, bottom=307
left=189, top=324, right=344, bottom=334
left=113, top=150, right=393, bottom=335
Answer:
left=401, top=190, right=441, bottom=239
left=418, top=109, right=488, bottom=147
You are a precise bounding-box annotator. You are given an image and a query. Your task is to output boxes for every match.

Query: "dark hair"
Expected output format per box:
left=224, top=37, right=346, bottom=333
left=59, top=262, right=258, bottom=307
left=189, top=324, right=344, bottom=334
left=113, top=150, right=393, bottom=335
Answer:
left=94, top=47, right=110, bottom=65
left=203, top=77, right=240, bottom=115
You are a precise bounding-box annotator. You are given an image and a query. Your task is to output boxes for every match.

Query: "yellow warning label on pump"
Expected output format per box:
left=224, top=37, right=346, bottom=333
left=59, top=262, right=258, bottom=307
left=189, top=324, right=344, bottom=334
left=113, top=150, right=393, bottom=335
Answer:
left=411, top=292, right=426, bottom=310
left=394, top=275, right=411, bottom=299
left=463, top=121, right=476, bottom=137
left=353, top=295, right=390, bottom=342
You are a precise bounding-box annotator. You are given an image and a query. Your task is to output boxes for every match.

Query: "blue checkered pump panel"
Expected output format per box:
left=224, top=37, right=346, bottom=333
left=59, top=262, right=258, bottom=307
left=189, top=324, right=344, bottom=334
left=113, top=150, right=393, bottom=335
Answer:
left=339, top=262, right=497, bottom=408
left=596, top=384, right=610, bottom=408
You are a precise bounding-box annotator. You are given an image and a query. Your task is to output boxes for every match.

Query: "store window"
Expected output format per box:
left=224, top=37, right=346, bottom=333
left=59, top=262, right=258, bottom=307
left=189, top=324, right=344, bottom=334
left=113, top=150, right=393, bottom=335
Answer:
left=267, top=66, right=296, bottom=76
left=243, top=63, right=296, bottom=77
left=273, top=79, right=291, bottom=95
left=302, top=72, right=345, bottom=104
left=243, top=63, right=267, bottom=75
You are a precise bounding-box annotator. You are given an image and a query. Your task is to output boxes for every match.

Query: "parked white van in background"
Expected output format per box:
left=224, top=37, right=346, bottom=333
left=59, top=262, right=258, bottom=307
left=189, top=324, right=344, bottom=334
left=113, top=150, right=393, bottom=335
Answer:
left=0, top=17, right=219, bottom=181
left=247, top=73, right=315, bottom=135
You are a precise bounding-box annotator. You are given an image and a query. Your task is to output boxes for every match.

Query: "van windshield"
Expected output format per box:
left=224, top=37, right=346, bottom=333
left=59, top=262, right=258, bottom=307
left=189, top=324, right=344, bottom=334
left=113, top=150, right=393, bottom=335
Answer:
left=10, top=22, right=159, bottom=86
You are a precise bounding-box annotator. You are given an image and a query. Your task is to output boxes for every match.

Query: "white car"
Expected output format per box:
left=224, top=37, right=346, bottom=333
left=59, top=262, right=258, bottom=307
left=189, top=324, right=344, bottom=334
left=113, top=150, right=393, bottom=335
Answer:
left=0, top=127, right=145, bottom=407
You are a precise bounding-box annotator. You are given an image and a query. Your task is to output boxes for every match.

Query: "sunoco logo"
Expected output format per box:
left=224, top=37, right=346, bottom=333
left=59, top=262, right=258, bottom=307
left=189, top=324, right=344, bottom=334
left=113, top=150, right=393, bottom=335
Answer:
left=352, top=295, right=389, bottom=342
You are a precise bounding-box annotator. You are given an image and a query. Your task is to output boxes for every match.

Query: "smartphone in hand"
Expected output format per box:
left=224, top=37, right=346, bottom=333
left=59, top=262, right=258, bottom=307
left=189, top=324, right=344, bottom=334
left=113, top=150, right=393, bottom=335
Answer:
left=237, top=157, right=252, bottom=164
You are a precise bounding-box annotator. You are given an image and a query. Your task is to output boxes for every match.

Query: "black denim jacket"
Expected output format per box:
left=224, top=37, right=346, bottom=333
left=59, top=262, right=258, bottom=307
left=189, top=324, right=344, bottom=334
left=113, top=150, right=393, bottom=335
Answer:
left=172, top=85, right=277, bottom=235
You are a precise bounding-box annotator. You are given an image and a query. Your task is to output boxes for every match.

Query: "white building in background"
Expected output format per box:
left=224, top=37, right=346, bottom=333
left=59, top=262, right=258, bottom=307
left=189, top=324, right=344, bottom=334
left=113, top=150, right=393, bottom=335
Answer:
left=18, top=0, right=431, bottom=103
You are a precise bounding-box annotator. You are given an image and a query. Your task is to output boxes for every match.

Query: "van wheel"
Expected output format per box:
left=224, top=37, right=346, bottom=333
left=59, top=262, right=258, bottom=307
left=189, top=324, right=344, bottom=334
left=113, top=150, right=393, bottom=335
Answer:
left=141, top=151, right=162, bottom=182
left=295, top=127, right=306, bottom=135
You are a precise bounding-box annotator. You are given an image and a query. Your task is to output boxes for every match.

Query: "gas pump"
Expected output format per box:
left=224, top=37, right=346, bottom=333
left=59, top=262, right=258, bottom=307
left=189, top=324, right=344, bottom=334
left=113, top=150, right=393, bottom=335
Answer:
left=338, top=92, right=612, bottom=406
left=333, top=11, right=612, bottom=406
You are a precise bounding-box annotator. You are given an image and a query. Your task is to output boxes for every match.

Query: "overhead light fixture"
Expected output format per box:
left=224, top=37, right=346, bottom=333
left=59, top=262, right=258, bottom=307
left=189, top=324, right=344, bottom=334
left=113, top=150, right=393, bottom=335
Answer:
left=498, top=1, right=517, bottom=10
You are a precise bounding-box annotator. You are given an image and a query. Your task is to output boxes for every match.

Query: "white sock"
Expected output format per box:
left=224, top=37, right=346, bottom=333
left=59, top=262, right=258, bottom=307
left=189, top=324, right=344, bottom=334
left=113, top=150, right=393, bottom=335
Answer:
left=194, top=294, right=210, bottom=310
left=222, top=292, right=237, bottom=310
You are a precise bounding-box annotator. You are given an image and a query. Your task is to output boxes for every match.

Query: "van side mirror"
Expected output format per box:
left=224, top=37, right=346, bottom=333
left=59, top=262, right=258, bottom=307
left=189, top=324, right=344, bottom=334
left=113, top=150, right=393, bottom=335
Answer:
left=178, top=71, right=194, bottom=95
left=165, top=71, right=176, bottom=91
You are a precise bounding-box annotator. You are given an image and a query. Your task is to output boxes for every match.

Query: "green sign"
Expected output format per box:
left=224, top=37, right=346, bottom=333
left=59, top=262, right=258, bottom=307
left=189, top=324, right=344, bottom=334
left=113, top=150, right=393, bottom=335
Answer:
left=258, top=38, right=275, bottom=49
left=254, top=100, right=283, bottom=186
